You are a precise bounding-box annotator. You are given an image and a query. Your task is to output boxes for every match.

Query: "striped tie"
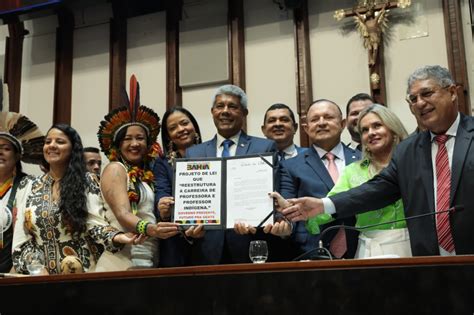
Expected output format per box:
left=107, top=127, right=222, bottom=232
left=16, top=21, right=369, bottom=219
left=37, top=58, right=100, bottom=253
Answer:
left=435, top=135, right=455, bottom=253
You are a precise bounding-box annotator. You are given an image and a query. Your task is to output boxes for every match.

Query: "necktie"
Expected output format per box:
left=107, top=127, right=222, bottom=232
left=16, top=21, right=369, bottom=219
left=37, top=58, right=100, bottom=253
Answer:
left=277, top=151, right=286, bottom=161
left=325, top=152, right=339, bottom=183
left=435, top=135, right=455, bottom=252
left=222, top=139, right=234, bottom=158
left=325, top=152, right=346, bottom=258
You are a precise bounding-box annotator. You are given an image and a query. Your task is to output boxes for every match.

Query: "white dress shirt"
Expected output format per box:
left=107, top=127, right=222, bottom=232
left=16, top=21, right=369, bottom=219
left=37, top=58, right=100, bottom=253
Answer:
left=216, top=131, right=241, bottom=157
left=280, top=144, right=299, bottom=160
left=430, top=113, right=459, bottom=256
left=323, top=113, right=462, bottom=256
left=313, top=142, right=346, bottom=176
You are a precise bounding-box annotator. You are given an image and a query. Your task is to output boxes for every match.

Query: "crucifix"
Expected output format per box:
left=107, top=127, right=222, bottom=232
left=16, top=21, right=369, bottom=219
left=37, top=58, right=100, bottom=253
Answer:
left=334, top=0, right=411, bottom=104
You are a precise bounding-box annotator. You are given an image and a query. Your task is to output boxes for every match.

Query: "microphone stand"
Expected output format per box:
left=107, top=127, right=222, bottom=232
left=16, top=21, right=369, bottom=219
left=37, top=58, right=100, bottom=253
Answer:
left=292, top=205, right=463, bottom=261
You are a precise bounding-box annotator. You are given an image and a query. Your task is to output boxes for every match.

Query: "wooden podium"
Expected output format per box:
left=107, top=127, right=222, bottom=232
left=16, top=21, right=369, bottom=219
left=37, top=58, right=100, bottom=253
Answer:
left=1, top=256, right=474, bottom=314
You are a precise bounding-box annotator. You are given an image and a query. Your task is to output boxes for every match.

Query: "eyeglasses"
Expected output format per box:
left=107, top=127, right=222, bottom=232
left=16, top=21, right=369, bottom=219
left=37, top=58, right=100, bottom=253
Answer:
left=406, top=86, right=450, bottom=105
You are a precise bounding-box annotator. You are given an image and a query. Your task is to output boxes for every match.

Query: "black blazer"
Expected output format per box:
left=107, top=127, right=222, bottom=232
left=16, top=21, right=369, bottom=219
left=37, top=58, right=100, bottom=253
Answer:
left=331, top=114, right=474, bottom=256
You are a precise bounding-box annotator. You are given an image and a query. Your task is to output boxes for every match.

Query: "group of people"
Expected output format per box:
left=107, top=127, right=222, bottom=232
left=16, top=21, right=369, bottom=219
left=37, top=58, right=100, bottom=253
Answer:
left=275, top=64, right=474, bottom=258
left=0, top=64, right=471, bottom=275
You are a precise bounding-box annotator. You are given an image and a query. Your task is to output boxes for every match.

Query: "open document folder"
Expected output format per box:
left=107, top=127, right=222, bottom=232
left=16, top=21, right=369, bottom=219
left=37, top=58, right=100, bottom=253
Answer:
left=172, top=153, right=276, bottom=229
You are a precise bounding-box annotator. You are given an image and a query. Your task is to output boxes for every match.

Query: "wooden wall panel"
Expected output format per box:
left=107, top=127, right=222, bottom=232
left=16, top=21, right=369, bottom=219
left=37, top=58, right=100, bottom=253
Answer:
left=443, top=0, right=471, bottom=114
left=53, top=9, right=74, bottom=124
left=294, top=0, right=312, bottom=147
left=4, top=18, right=26, bottom=113
left=109, top=0, right=127, bottom=111
left=166, top=0, right=182, bottom=109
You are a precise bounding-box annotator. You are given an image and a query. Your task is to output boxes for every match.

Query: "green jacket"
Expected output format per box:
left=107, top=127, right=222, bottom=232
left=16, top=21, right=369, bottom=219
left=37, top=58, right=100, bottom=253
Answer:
left=306, top=159, right=406, bottom=234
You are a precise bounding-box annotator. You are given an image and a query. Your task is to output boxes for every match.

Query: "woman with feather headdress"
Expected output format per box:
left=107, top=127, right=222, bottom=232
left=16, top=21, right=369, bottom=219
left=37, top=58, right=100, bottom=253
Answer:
left=96, top=75, right=180, bottom=271
left=0, top=111, right=44, bottom=273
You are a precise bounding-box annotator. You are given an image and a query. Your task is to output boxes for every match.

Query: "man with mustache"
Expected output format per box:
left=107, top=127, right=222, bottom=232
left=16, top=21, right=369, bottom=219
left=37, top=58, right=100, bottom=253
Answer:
left=261, top=103, right=306, bottom=160
left=279, top=99, right=360, bottom=258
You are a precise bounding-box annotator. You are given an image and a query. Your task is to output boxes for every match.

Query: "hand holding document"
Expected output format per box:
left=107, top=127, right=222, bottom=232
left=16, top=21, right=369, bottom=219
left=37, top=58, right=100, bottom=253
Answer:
left=172, top=154, right=275, bottom=229
left=225, top=155, right=274, bottom=228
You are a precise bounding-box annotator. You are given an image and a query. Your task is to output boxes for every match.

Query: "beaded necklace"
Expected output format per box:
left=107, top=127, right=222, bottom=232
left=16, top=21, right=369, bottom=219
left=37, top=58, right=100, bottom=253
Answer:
left=126, top=163, right=155, bottom=214
left=109, top=142, right=161, bottom=214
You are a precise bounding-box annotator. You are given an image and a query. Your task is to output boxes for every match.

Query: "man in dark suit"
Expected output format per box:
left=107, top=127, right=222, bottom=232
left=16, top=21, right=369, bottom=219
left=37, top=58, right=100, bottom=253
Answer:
left=261, top=103, right=306, bottom=160
left=280, top=65, right=474, bottom=256
left=186, top=84, right=290, bottom=265
left=279, top=99, right=361, bottom=259
left=345, top=93, right=374, bottom=151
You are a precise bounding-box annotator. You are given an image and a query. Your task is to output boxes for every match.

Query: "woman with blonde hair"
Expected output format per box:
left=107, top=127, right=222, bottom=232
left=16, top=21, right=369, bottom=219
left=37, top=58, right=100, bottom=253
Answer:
left=307, top=104, right=412, bottom=258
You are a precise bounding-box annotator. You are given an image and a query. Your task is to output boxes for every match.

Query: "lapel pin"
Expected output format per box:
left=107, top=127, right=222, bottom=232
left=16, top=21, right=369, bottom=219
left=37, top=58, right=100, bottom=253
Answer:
left=240, top=143, right=245, bottom=147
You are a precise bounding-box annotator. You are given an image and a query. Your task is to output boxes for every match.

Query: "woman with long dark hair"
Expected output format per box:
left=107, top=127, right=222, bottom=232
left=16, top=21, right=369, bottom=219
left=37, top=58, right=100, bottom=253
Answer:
left=96, top=76, right=179, bottom=270
left=153, top=106, right=204, bottom=267
left=12, top=124, right=138, bottom=274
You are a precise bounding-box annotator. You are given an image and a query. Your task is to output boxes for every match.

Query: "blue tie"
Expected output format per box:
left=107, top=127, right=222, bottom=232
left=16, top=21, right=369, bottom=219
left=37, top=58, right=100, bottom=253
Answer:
left=278, top=151, right=286, bottom=161
left=222, top=139, right=234, bottom=157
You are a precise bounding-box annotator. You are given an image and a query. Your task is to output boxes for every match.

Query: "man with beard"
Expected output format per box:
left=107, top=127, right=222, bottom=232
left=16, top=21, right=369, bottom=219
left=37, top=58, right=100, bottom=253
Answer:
left=346, top=93, right=373, bottom=151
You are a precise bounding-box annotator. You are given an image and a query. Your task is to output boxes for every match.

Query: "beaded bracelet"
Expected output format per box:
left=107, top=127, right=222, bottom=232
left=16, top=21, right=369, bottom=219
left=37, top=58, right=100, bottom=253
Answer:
left=136, top=219, right=150, bottom=236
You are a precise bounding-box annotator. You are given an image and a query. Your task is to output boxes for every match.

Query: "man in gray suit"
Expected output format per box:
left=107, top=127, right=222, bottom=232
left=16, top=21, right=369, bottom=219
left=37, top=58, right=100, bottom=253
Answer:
left=186, top=84, right=291, bottom=264
left=280, top=65, right=474, bottom=256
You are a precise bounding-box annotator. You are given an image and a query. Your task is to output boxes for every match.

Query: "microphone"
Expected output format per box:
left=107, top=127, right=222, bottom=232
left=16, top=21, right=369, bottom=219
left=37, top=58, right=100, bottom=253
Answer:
left=292, top=205, right=464, bottom=261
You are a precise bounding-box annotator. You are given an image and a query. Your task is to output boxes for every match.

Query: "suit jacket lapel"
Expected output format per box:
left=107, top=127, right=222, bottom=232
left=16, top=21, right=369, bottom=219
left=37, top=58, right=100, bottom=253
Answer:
left=342, top=145, right=360, bottom=165
left=206, top=136, right=218, bottom=157
left=451, top=116, right=474, bottom=202
left=305, top=147, right=333, bottom=190
left=419, top=131, right=435, bottom=212
left=236, top=132, right=250, bottom=156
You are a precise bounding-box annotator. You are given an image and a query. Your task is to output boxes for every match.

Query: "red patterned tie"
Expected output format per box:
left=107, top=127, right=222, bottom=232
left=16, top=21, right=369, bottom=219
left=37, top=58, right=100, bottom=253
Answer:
left=435, top=135, right=455, bottom=253
left=326, top=152, right=347, bottom=258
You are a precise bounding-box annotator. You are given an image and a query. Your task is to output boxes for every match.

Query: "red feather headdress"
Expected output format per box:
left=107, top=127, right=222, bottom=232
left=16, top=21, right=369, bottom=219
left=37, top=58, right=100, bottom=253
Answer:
left=98, top=75, right=162, bottom=161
